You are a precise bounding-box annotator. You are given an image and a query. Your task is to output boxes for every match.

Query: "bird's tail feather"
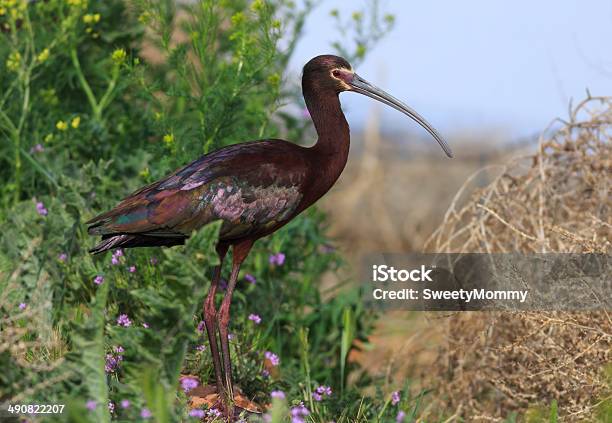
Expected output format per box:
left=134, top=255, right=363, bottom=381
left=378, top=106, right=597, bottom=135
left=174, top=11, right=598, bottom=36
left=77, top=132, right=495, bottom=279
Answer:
left=89, top=234, right=186, bottom=254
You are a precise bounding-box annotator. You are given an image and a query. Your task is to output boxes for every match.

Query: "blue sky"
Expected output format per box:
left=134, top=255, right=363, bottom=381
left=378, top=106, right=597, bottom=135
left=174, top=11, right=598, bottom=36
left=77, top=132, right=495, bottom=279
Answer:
left=289, top=0, right=612, bottom=138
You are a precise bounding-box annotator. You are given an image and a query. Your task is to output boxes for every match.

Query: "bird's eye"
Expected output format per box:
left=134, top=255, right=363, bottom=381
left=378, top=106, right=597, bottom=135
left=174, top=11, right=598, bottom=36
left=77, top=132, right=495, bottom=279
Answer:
left=332, top=70, right=342, bottom=78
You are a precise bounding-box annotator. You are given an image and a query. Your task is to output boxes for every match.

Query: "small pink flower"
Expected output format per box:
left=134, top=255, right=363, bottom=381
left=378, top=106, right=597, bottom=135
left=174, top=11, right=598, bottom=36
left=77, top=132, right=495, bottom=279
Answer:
left=189, top=409, right=205, bottom=418
left=248, top=313, right=262, bottom=324
left=142, top=322, right=149, bottom=329
left=93, top=275, right=104, bottom=285
left=196, top=344, right=206, bottom=352
left=120, top=400, right=130, bottom=409
left=128, top=265, right=136, bottom=273
left=117, top=314, right=132, bottom=327
left=391, top=390, right=400, bottom=405
left=180, top=377, right=198, bottom=393
left=196, top=321, right=205, bottom=332
left=140, top=408, right=152, bottom=419
left=35, top=201, right=48, bottom=216
left=264, top=351, right=280, bottom=366
left=18, top=303, right=27, bottom=310
left=269, top=252, right=285, bottom=266
left=86, top=400, right=97, bottom=411
left=271, top=390, right=285, bottom=399
left=58, top=253, right=67, bottom=262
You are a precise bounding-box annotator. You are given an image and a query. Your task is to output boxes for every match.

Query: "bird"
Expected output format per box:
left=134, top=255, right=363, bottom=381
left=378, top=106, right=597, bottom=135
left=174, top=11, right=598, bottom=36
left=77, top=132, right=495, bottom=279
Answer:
left=86, top=54, right=452, bottom=418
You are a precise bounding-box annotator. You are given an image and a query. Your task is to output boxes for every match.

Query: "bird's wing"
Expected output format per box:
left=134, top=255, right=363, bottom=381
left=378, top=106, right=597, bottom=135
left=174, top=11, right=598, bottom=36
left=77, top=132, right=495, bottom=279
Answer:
left=87, top=140, right=309, bottom=241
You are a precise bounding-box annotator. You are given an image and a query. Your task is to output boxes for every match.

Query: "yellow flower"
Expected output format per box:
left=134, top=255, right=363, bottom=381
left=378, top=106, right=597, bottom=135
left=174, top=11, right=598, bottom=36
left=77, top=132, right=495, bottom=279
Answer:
left=83, top=13, right=100, bottom=24
left=56, top=121, right=68, bottom=131
left=138, top=11, right=151, bottom=24
left=231, top=12, right=245, bottom=26
left=71, top=116, right=80, bottom=129
left=44, top=133, right=54, bottom=143
left=267, top=73, right=281, bottom=87
left=139, top=167, right=150, bottom=179
left=163, top=133, right=174, bottom=147
left=111, top=48, right=127, bottom=65
left=0, top=7, right=6, bottom=16
left=6, top=51, right=21, bottom=72
left=37, top=48, right=50, bottom=63
left=250, top=0, right=264, bottom=12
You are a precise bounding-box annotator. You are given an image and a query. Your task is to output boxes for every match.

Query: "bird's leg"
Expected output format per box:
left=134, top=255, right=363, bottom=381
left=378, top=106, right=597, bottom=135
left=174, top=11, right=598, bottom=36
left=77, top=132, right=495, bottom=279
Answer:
left=203, top=244, right=228, bottom=399
left=217, top=240, right=253, bottom=417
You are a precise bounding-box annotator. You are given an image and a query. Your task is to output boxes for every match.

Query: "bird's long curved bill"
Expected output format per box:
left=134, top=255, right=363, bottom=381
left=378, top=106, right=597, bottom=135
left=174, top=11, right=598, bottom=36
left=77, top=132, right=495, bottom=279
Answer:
left=349, top=74, right=453, bottom=158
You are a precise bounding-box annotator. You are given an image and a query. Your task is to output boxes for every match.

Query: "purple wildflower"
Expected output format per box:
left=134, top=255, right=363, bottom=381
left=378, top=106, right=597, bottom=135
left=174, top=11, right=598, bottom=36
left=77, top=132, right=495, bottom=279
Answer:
left=140, top=408, right=152, bottom=419
left=18, top=303, right=26, bottom=310
left=30, top=143, right=44, bottom=153
left=228, top=333, right=235, bottom=340
left=290, top=402, right=309, bottom=423
left=142, top=322, right=150, bottom=329
left=396, top=410, right=406, bottom=422
left=264, top=351, right=280, bottom=366
left=120, top=400, right=130, bottom=409
left=244, top=273, right=257, bottom=284
left=270, top=390, right=285, bottom=400
left=197, top=321, right=205, bottom=332
left=128, top=265, right=136, bottom=273
left=269, top=252, right=285, bottom=266
left=86, top=400, right=97, bottom=411
left=36, top=201, right=48, bottom=216
left=262, top=369, right=270, bottom=378
left=110, top=249, right=123, bottom=266
left=207, top=408, right=222, bottom=418
left=116, top=314, right=132, bottom=327
left=104, top=348, right=124, bottom=373
left=180, top=377, right=198, bottom=393
left=58, top=253, right=67, bottom=262
left=189, top=409, right=205, bottom=418
left=314, top=385, right=332, bottom=401
left=248, top=313, right=261, bottom=324
left=195, top=344, right=206, bottom=352
left=391, top=390, right=400, bottom=405
left=150, top=257, right=158, bottom=265
left=93, top=275, right=104, bottom=285
left=108, top=402, right=115, bottom=414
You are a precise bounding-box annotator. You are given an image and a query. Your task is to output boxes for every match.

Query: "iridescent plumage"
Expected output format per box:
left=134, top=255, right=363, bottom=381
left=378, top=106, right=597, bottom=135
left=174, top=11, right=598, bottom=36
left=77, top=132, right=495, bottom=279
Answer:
left=87, top=55, right=451, bottom=418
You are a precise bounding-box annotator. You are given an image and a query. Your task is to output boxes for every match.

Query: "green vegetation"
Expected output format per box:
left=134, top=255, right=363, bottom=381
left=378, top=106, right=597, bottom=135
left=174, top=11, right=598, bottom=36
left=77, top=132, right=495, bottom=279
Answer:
left=0, top=0, right=432, bottom=421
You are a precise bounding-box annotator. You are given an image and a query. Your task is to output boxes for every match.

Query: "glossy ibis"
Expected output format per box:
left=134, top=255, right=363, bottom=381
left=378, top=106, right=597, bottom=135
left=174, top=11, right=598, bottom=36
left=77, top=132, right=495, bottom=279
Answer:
left=87, top=55, right=452, bottom=416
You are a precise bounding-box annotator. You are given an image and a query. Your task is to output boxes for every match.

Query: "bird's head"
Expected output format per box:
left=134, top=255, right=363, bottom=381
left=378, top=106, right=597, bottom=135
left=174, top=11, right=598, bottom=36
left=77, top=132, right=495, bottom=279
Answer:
left=303, top=54, right=453, bottom=158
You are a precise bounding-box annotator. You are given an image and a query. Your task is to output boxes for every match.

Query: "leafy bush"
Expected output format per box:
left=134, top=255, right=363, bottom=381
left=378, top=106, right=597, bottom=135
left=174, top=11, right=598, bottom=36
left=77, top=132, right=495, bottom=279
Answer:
left=0, top=0, right=428, bottom=421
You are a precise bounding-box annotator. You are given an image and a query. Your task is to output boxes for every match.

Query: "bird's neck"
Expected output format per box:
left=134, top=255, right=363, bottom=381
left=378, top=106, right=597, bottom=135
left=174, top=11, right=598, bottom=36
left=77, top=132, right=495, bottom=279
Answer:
left=305, top=90, right=350, bottom=194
